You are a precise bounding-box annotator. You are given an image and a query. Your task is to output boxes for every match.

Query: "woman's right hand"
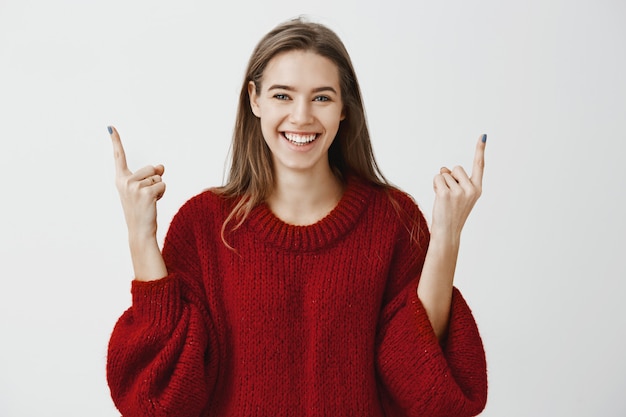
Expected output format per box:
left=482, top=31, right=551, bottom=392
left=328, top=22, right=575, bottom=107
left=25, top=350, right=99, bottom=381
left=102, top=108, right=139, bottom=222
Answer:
left=108, top=126, right=168, bottom=281
left=108, top=126, right=166, bottom=242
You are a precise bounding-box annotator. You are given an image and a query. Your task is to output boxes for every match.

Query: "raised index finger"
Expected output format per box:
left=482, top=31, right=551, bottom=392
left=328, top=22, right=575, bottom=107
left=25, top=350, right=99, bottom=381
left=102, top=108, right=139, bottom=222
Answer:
left=470, top=133, right=487, bottom=187
left=108, top=126, right=129, bottom=175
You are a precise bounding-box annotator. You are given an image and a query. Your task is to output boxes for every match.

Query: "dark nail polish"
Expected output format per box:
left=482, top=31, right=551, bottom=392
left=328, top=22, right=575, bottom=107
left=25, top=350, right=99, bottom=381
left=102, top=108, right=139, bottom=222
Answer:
left=481, top=134, right=487, bottom=143
left=107, top=126, right=113, bottom=135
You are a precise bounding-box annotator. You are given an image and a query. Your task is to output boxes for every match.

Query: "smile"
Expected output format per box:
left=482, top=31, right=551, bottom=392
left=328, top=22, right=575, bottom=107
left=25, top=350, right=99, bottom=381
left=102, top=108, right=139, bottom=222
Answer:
left=283, top=132, right=318, bottom=146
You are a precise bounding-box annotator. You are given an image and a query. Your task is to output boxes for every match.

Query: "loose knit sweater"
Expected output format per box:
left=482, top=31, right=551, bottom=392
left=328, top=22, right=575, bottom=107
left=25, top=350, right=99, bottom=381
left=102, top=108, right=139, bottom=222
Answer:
left=107, top=177, right=487, bottom=417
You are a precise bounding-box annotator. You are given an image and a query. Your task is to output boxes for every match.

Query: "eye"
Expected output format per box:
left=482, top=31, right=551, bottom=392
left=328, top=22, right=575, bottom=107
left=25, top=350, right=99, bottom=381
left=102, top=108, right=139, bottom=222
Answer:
left=313, top=96, right=330, bottom=102
left=273, top=93, right=290, bottom=100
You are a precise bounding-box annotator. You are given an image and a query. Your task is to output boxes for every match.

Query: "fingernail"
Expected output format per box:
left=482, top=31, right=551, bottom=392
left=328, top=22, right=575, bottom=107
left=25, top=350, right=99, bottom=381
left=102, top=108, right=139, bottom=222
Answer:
left=481, top=134, right=487, bottom=143
left=107, top=126, right=113, bottom=135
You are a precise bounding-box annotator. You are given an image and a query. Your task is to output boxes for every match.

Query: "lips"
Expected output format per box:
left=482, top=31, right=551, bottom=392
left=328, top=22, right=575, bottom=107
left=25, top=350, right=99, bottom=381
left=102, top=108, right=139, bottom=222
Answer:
left=283, top=132, right=318, bottom=146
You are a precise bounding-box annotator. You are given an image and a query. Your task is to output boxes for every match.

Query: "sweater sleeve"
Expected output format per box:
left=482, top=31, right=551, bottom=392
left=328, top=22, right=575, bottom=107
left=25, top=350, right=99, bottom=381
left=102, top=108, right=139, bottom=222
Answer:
left=107, top=195, right=219, bottom=417
left=375, top=193, right=487, bottom=417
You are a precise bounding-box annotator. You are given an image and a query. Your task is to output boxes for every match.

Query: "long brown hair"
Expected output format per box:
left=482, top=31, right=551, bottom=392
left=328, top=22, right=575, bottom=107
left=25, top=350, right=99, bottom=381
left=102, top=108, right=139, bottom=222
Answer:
left=214, top=17, right=395, bottom=244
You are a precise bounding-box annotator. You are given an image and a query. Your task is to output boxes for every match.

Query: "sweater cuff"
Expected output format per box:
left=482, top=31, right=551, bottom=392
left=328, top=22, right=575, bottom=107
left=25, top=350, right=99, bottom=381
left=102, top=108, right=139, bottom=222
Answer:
left=409, top=284, right=486, bottom=375
left=442, top=287, right=485, bottom=356
left=407, top=279, right=441, bottom=347
left=408, top=285, right=472, bottom=350
left=131, top=275, right=183, bottom=326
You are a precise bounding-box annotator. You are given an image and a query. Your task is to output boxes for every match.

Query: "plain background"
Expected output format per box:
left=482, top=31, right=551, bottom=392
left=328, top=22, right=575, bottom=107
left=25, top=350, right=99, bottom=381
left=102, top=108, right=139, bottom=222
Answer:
left=1, top=0, right=625, bottom=415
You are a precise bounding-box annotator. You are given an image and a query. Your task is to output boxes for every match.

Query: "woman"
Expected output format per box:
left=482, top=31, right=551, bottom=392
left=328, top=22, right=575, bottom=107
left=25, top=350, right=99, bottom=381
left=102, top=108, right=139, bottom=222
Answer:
left=107, top=18, right=488, bottom=417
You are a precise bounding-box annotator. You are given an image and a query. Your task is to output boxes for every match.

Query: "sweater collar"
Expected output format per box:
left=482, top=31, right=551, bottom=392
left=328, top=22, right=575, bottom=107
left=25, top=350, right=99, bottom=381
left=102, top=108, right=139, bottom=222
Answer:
left=245, top=176, right=372, bottom=252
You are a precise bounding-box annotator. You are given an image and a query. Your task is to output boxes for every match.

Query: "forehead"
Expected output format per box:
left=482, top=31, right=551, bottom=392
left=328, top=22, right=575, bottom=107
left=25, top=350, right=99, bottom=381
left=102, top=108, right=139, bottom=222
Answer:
left=261, top=50, right=341, bottom=89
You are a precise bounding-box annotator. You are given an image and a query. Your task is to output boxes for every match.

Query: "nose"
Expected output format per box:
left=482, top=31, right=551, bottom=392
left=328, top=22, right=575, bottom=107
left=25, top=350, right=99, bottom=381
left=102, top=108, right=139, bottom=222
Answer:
left=289, top=99, right=314, bottom=126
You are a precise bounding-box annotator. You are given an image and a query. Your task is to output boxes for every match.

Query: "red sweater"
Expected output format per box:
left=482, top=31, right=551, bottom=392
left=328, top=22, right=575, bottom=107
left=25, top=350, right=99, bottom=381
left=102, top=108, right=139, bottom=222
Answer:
left=107, top=177, right=487, bottom=416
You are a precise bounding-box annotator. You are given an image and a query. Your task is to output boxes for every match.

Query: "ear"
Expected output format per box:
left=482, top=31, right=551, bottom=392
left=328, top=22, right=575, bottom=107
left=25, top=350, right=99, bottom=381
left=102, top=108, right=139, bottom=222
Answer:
left=340, top=106, right=346, bottom=121
left=248, top=81, right=261, bottom=118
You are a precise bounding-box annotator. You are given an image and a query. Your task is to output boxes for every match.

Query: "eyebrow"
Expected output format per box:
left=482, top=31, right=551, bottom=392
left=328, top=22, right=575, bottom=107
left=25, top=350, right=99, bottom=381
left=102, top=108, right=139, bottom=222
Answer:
left=268, top=84, right=338, bottom=94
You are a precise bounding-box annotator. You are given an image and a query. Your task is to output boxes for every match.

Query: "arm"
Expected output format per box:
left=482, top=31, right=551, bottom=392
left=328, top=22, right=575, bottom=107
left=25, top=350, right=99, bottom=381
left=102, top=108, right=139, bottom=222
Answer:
left=106, top=127, right=217, bottom=416
left=375, top=137, right=489, bottom=415
left=418, top=134, right=487, bottom=340
left=107, top=198, right=219, bottom=417
left=375, top=202, right=487, bottom=416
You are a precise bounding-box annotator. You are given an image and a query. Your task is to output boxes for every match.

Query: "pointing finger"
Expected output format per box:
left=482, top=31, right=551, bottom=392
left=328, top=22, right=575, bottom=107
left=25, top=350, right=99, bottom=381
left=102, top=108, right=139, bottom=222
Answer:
left=108, top=126, right=130, bottom=175
left=471, top=134, right=487, bottom=187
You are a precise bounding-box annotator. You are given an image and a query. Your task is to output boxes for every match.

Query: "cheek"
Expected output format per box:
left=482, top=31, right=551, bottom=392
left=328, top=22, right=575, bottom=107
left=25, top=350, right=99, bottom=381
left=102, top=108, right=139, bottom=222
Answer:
left=258, top=114, right=282, bottom=144
left=258, top=106, right=284, bottom=127
left=323, top=109, right=344, bottom=131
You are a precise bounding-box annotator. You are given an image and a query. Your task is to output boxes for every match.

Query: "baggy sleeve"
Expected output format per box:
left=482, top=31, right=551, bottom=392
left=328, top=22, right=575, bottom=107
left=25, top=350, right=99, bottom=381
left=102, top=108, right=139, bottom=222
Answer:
left=375, top=192, right=488, bottom=417
left=376, top=283, right=487, bottom=416
left=106, top=194, right=220, bottom=417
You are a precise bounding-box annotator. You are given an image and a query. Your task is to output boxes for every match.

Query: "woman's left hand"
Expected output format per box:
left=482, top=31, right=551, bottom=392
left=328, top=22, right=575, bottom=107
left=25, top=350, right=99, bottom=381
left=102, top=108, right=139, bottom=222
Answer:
left=417, top=134, right=486, bottom=340
left=430, top=134, right=486, bottom=242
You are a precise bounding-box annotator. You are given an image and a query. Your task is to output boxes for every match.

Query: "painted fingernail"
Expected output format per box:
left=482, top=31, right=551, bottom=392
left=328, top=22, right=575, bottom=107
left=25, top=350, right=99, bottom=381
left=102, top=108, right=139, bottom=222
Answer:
left=481, top=134, right=487, bottom=143
left=107, top=126, right=113, bottom=135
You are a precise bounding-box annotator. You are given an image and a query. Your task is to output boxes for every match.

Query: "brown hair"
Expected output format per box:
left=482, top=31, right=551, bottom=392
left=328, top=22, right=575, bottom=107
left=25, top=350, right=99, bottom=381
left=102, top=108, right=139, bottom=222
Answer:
left=214, top=17, right=397, bottom=245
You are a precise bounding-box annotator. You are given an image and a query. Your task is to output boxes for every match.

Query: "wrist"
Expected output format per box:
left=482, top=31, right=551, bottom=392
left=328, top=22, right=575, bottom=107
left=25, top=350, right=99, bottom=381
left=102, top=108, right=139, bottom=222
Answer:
left=127, top=236, right=167, bottom=282
left=128, top=232, right=158, bottom=252
left=428, top=228, right=461, bottom=251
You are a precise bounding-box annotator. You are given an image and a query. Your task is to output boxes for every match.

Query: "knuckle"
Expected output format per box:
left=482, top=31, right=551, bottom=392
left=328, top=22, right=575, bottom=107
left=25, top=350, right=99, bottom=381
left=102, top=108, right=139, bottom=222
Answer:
left=150, top=182, right=166, bottom=194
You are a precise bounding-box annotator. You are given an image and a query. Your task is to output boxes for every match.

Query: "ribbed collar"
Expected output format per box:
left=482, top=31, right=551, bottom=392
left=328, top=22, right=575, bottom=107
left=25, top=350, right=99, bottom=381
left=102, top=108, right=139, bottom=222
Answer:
left=244, top=177, right=373, bottom=252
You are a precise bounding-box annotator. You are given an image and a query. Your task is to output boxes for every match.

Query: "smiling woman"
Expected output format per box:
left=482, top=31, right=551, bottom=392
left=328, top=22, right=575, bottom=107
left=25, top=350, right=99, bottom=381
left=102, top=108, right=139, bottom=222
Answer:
left=248, top=50, right=346, bottom=224
left=106, top=17, right=488, bottom=417
left=249, top=51, right=344, bottom=172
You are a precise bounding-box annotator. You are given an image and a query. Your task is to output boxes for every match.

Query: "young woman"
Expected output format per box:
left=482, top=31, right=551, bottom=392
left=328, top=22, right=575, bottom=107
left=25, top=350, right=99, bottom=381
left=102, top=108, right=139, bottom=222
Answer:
left=107, top=18, right=488, bottom=417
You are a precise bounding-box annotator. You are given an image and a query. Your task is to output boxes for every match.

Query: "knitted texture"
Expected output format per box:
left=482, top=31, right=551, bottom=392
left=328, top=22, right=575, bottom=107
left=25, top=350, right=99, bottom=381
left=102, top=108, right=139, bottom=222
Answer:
left=107, top=177, right=488, bottom=416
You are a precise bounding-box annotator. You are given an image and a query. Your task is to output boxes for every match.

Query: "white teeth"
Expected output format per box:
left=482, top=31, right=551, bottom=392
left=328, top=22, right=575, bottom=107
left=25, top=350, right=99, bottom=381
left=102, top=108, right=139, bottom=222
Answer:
left=284, top=132, right=317, bottom=145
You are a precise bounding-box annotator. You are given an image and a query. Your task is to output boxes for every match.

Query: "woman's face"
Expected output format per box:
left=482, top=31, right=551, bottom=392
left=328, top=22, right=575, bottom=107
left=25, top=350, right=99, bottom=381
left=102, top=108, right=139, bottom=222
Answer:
left=249, top=50, right=345, bottom=178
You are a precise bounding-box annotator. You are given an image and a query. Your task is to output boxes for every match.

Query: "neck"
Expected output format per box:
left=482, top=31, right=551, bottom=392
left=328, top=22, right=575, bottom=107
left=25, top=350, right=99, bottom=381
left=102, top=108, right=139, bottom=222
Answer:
left=267, top=168, right=344, bottom=226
